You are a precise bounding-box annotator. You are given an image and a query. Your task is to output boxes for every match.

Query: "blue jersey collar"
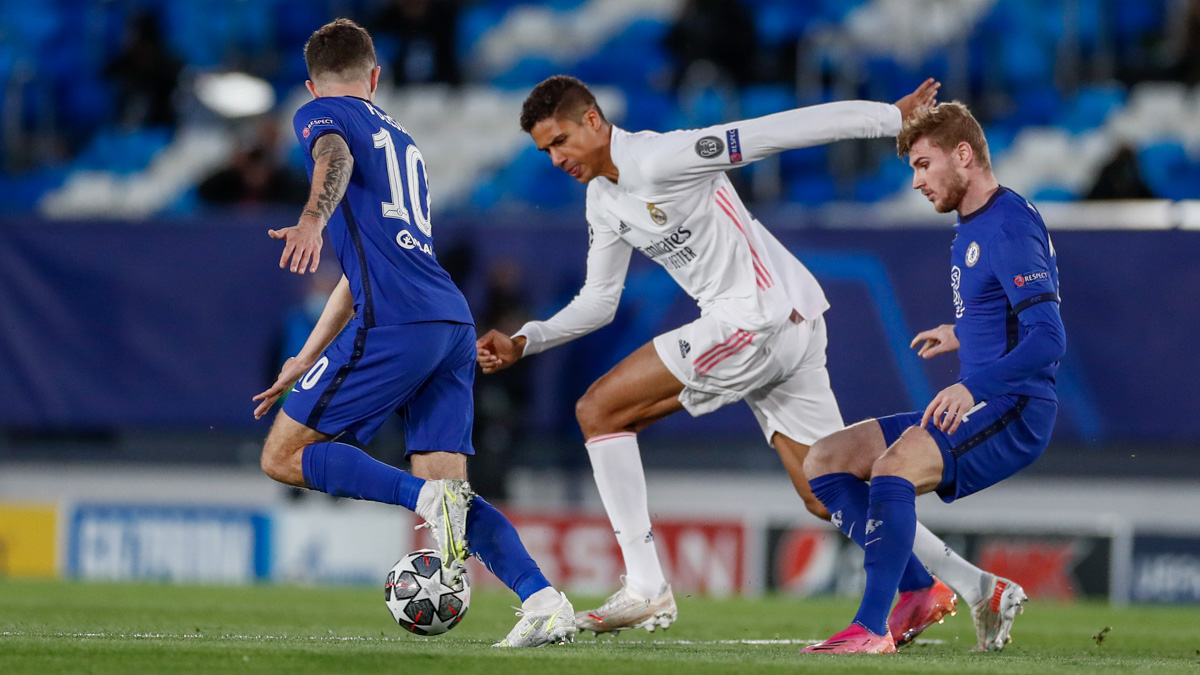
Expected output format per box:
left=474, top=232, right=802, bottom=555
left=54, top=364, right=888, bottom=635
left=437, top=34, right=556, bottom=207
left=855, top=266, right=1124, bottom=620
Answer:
left=958, top=186, right=1009, bottom=225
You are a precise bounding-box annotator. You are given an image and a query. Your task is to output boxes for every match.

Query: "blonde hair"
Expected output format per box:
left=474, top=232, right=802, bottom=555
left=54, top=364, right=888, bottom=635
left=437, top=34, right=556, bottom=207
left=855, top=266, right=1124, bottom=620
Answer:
left=897, top=101, right=991, bottom=170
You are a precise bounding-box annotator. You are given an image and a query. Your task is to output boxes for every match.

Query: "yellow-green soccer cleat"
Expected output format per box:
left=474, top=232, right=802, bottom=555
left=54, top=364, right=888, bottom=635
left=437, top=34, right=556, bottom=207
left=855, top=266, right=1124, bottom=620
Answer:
left=493, top=592, right=578, bottom=647
left=970, top=574, right=1028, bottom=652
left=416, top=478, right=475, bottom=586
left=575, top=577, right=677, bottom=635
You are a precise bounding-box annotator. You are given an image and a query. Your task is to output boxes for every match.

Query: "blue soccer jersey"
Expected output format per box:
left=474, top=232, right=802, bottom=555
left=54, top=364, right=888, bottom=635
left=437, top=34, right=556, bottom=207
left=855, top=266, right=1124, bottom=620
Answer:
left=950, top=186, right=1066, bottom=403
left=292, top=96, right=472, bottom=328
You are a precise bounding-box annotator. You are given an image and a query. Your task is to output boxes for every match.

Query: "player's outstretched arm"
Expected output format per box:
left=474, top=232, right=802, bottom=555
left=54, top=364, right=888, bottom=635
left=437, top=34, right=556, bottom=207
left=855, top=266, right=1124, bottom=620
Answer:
left=911, top=323, right=959, bottom=359
left=476, top=331, right=526, bottom=375
left=268, top=133, right=354, bottom=274
left=253, top=275, right=355, bottom=418
left=894, top=78, right=941, bottom=122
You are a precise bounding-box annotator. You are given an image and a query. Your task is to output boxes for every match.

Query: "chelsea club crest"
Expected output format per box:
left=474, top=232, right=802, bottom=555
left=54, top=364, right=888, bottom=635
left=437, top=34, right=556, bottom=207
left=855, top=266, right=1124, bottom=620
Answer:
left=966, top=241, right=980, bottom=267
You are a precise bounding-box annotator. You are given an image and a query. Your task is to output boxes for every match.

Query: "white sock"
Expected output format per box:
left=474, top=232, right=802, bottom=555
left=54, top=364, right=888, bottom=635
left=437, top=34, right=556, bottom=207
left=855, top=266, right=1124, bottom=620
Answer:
left=414, top=479, right=439, bottom=521
left=913, top=522, right=987, bottom=606
left=523, top=587, right=561, bottom=612
left=585, top=433, right=666, bottom=598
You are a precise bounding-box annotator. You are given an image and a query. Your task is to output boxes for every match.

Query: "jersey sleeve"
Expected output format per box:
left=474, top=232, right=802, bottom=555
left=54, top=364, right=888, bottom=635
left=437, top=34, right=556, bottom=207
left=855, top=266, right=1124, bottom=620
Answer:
left=512, top=210, right=633, bottom=356
left=292, top=99, right=351, bottom=160
left=631, top=101, right=902, bottom=187
left=960, top=222, right=1066, bottom=401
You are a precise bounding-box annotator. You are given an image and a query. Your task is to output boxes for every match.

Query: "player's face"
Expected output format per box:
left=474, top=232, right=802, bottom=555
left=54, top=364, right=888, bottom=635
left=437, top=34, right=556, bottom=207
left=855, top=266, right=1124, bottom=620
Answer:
left=530, top=112, right=608, bottom=183
left=909, top=136, right=967, bottom=213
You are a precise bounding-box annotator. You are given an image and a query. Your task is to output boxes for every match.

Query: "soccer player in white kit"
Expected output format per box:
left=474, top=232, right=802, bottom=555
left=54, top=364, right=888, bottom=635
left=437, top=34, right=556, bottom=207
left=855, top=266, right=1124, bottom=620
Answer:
left=477, top=76, right=1018, bottom=647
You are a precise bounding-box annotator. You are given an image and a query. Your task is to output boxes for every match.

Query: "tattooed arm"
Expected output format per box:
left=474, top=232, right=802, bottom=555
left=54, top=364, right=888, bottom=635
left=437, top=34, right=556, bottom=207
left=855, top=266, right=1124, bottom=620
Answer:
left=269, top=133, right=354, bottom=274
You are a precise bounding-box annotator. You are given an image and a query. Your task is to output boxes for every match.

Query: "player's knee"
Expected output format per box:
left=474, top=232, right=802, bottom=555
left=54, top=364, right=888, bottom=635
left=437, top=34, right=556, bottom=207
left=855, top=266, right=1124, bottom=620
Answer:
left=870, top=451, right=905, bottom=479
left=575, top=391, right=616, bottom=439
left=260, top=440, right=302, bottom=486
left=803, top=437, right=840, bottom=478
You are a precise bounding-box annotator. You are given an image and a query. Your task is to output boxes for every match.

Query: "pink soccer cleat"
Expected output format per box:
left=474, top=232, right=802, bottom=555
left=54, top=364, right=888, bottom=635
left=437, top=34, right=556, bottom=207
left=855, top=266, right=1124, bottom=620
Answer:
left=888, top=577, right=959, bottom=648
left=800, top=623, right=897, bottom=654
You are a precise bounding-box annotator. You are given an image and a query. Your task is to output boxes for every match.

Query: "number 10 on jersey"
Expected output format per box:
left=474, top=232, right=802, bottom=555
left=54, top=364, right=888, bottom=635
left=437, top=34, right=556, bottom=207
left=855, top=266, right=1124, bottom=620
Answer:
left=372, top=128, right=431, bottom=237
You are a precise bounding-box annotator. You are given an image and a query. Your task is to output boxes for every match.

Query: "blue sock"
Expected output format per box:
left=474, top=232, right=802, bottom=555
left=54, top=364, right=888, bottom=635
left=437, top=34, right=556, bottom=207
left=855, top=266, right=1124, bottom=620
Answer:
left=853, top=476, right=920, bottom=636
left=467, top=497, right=552, bottom=602
left=809, top=473, right=933, bottom=594
left=301, top=442, right=424, bottom=511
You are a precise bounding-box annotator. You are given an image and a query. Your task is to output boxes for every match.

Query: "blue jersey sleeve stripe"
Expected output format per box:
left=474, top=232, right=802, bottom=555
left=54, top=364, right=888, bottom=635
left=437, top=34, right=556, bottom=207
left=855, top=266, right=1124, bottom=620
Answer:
left=1012, top=292, right=1059, bottom=315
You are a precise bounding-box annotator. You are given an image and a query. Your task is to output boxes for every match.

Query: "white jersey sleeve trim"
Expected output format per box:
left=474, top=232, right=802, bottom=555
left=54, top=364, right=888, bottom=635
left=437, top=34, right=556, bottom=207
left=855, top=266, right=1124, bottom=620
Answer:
left=513, top=213, right=633, bottom=356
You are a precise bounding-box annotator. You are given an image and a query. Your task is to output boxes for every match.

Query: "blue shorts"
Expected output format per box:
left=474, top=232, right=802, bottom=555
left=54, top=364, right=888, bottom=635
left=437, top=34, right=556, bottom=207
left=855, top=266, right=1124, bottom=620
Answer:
left=876, top=394, right=1057, bottom=503
left=282, top=321, right=476, bottom=455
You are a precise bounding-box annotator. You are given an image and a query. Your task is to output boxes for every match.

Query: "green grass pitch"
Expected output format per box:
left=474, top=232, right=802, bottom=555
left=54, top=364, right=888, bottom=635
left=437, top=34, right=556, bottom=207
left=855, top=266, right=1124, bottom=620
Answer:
left=2, top=579, right=1199, bottom=673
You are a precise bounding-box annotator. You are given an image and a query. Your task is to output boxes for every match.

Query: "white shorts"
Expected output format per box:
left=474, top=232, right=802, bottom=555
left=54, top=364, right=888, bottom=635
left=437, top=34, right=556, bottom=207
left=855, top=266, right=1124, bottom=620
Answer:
left=653, top=314, right=845, bottom=446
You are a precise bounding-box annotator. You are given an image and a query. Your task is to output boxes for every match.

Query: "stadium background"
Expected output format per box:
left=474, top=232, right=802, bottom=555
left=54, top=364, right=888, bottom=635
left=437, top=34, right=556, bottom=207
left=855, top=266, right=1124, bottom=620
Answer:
left=1, top=0, right=1198, bottom=609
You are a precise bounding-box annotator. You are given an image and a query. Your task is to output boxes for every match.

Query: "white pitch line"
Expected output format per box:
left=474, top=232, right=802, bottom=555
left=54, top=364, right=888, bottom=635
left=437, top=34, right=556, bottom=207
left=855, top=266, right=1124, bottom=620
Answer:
left=2, top=631, right=943, bottom=646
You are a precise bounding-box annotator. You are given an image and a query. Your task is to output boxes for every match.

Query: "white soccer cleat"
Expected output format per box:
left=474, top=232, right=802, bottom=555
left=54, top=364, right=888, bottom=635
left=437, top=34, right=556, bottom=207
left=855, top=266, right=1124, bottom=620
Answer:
left=493, top=591, right=578, bottom=648
left=969, top=574, right=1027, bottom=652
left=415, top=478, right=475, bottom=586
left=575, top=578, right=678, bottom=635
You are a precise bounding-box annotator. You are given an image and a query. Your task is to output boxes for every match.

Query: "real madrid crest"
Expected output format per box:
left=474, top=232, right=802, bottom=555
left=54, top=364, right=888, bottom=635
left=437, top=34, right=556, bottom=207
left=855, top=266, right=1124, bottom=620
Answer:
left=966, top=241, right=980, bottom=267
left=647, top=203, right=668, bottom=225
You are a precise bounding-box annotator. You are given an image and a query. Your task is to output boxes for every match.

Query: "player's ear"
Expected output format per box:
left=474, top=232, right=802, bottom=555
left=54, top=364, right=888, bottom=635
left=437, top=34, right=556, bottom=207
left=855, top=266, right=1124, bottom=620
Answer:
left=956, top=141, right=973, bottom=168
left=305, top=80, right=318, bottom=99
left=370, top=65, right=381, bottom=94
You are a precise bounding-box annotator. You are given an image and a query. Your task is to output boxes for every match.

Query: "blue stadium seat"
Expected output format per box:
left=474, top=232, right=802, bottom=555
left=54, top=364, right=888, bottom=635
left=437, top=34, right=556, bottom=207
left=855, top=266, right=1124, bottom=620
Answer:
left=1032, top=185, right=1077, bottom=202
left=72, top=127, right=171, bottom=175
left=786, top=175, right=836, bottom=205
left=620, top=89, right=678, bottom=132
left=1139, top=142, right=1195, bottom=200
left=740, top=84, right=795, bottom=119
left=1056, top=85, right=1124, bottom=134
left=491, top=57, right=561, bottom=90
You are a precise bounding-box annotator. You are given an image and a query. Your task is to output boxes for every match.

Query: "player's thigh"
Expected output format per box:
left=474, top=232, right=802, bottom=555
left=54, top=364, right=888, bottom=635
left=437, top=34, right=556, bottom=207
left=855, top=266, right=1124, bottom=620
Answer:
left=872, top=425, right=945, bottom=493
left=927, top=395, right=1055, bottom=502
left=265, top=409, right=333, bottom=456
left=804, top=418, right=890, bottom=480
left=404, top=323, right=477, bottom=456
left=576, top=341, right=686, bottom=436
left=283, top=325, right=434, bottom=445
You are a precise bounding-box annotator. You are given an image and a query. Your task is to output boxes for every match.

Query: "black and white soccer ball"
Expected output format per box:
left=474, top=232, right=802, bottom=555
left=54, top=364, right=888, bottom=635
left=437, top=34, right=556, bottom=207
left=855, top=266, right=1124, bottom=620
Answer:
left=384, top=549, right=470, bottom=635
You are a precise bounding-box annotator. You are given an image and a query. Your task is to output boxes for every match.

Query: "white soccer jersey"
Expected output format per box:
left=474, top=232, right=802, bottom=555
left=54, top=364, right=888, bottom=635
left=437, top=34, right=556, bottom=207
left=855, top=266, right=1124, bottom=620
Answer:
left=515, top=101, right=902, bottom=355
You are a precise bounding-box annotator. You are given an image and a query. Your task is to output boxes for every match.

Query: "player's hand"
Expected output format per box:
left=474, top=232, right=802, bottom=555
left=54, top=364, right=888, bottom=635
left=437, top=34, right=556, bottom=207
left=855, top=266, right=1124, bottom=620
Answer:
left=252, top=356, right=313, bottom=419
left=894, top=78, right=941, bottom=121
left=269, top=215, right=323, bottom=274
left=921, top=383, right=975, bottom=435
left=476, top=330, right=525, bottom=374
left=911, top=323, right=959, bottom=359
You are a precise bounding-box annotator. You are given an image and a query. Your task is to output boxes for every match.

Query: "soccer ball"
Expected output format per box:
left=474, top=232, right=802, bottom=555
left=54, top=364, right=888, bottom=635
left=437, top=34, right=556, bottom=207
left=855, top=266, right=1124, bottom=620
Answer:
left=384, top=549, right=470, bottom=635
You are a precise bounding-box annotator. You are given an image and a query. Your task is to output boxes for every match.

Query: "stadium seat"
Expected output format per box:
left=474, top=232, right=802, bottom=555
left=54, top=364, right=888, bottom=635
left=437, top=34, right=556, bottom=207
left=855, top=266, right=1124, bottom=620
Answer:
left=1138, top=142, right=1194, bottom=200
left=72, top=128, right=172, bottom=175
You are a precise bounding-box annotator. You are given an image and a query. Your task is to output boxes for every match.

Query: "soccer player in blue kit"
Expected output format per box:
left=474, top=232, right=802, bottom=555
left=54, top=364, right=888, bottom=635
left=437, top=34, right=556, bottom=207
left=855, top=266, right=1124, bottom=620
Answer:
left=801, top=102, right=1065, bottom=654
left=250, top=19, right=575, bottom=648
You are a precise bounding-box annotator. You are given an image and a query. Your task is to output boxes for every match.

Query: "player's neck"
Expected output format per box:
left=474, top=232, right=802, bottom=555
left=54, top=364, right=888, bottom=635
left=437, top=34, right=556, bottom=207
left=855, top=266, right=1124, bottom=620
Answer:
left=597, top=126, right=619, bottom=183
left=957, top=174, right=1000, bottom=217
left=311, top=80, right=374, bottom=102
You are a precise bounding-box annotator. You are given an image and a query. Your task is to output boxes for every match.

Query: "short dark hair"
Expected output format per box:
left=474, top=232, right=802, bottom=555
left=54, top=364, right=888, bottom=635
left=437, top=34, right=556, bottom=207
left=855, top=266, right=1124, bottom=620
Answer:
left=520, top=75, right=607, bottom=133
left=897, top=101, right=991, bottom=170
left=304, top=19, right=377, bottom=82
